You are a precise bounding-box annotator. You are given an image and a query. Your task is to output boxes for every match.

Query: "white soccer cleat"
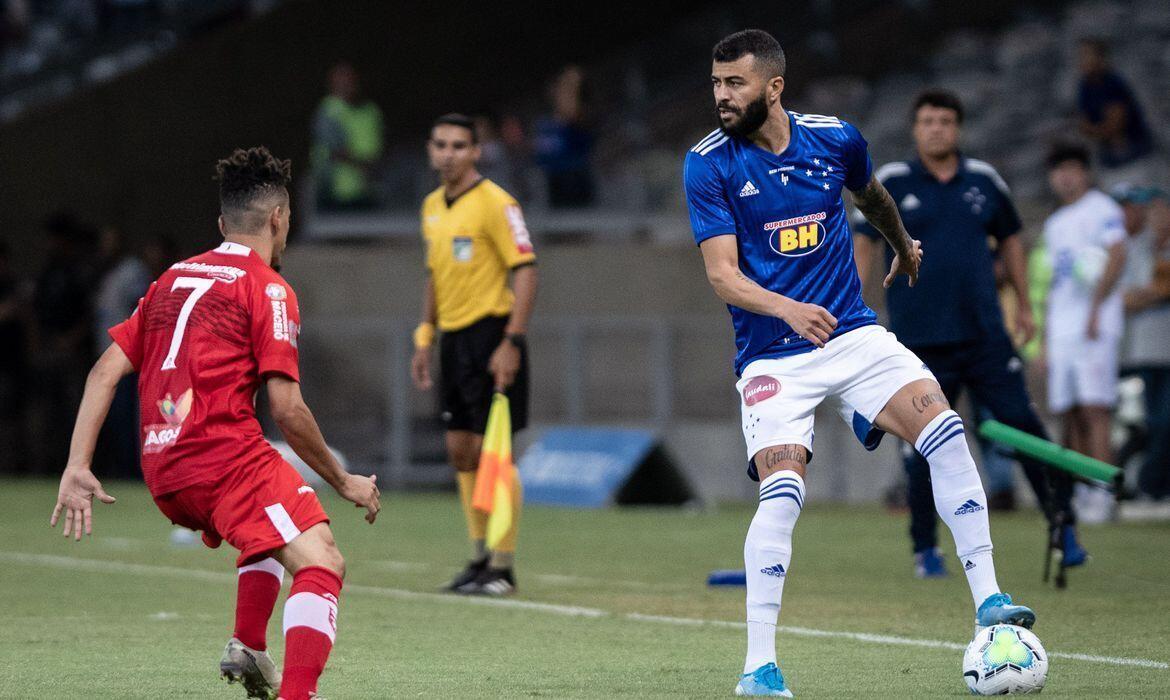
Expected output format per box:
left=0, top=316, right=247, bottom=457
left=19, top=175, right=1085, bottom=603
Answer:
left=220, top=637, right=281, bottom=699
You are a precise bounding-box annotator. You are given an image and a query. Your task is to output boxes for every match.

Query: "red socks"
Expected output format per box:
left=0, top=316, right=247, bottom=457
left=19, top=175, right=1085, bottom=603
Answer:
left=280, top=566, right=342, bottom=700
left=234, top=558, right=284, bottom=651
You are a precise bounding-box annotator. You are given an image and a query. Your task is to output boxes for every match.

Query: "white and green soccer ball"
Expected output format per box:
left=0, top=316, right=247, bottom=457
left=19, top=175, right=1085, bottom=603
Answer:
left=1072, top=246, right=1108, bottom=291
left=963, top=624, right=1048, bottom=695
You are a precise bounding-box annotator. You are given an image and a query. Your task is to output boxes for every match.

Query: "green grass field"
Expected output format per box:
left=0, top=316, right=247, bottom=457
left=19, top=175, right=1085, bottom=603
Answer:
left=2, top=478, right=1168, bottom=698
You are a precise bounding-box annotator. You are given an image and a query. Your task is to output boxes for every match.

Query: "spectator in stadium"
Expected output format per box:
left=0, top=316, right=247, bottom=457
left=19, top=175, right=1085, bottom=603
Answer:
left=1116, top=184, right=1170, bottom=500
left=532, top=65, right=595, bottom=208
left=141, top=234, right=177, bottom=278
left=92, top=226, right=151, bottom=478
left=29, top=213, right=96, bottom=473
left=854, top=90, right=1084, bottom=578
left=93, top=226, right=150, bottom=351
left=412, top=113, right=537, bottom=596
left=312, top=61, right=384, bottom=210
left=1042, top=143, right=1127, bottom=520
left=474, top=112, right=518, bottom=195
left=1076, top=39, right=1154, bottom=171
left=0, top=240, right=27, bottom=468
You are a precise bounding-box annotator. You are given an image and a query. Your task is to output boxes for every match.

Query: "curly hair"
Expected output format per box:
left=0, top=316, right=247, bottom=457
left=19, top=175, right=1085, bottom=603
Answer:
left=214, top=146, right=292, bottom=227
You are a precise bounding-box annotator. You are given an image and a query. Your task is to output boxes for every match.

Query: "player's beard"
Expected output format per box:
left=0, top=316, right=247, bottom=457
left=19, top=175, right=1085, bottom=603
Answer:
left=719, top=91, right=769, bottom=138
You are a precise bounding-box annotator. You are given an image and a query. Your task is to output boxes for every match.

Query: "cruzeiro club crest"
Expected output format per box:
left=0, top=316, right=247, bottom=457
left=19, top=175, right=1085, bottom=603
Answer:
left=143, top=388, right=193, bottom=454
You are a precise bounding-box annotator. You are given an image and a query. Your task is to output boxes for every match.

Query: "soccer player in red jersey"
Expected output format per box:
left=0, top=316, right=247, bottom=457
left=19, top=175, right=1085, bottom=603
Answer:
left=49, top=147, right=380, bottom=700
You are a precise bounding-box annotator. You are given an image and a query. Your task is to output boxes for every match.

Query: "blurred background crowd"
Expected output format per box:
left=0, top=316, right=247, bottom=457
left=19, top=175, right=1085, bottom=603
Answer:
left=1, top=0, right=1167, bottom=510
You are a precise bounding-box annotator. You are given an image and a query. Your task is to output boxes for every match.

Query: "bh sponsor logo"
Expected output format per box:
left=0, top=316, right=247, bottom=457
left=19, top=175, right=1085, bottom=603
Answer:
left=742, top=375, right=781, bottom=406
left=144, top=388, right=192, bottom=454
left=765, top=212, right=827, bottom=256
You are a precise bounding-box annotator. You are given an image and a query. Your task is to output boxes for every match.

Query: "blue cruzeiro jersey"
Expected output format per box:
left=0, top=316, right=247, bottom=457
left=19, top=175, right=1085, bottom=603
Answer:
left=683, top=111, right=878, bottom=376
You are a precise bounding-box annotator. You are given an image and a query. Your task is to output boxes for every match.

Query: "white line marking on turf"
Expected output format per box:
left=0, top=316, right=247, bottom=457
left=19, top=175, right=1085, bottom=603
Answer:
left=625, top=613, right=1169, bottom=670
left=367, top=560, right=431, bottom=573
left=6, top=552, right=1166, bottom=670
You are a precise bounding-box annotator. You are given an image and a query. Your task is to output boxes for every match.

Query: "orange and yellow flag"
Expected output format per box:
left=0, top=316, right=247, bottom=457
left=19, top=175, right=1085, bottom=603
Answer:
left=471, top=393, right=515, bottom=549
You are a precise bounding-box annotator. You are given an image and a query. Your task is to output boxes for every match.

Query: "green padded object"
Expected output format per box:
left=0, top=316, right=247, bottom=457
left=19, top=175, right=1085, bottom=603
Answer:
left=978, top=420, right=1122, bottom=485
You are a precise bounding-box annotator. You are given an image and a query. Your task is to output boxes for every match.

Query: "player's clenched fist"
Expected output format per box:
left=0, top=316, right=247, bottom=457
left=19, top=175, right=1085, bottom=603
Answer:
left=338, top=473, right=381, bottom=523
left=778, top=299, right=838, bottom=348
left=411, top=347, right=433, bottom=391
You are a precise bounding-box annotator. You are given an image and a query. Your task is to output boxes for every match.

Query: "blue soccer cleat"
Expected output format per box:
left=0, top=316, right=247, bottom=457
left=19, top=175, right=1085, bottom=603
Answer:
left=735, top=662, right=793, bottom=697
left=1060, top=524, right=1089, bottom=567
left=914, top=547, right=948, bottom=579
left=975, top=592, right=1036, bottom=634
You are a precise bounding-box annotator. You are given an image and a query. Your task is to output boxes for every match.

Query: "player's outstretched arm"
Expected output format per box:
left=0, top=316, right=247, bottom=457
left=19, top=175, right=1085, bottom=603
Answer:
left=50, top=343, right=133, bottom=540
left=850, top=175, right=923, bottom=288
left=699, top=235, right=838, bottom=347
left=266, top=375, right=381, bottom=523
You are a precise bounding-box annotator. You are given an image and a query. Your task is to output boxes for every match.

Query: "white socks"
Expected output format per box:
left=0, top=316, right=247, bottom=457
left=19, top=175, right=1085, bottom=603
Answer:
left=743, top=469, right=805, bottom=673
left=916, top=410, right=999, bottom=607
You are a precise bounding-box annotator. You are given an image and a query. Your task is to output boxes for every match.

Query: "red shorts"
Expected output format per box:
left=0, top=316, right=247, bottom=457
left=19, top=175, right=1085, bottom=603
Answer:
left=154, top=456, right=329, bottom=567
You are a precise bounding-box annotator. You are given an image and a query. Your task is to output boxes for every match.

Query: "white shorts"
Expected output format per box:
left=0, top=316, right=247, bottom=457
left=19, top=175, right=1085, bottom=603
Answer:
left=736, top=325, right=935, bottom=467
left=1047, top=335, right=1120, bottom=412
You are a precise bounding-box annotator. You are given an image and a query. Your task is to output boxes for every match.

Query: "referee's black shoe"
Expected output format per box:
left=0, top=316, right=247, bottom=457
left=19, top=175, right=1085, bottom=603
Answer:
left=460, top=567, right=516, bottom=596
left=442, top=555, right=489, bottom=593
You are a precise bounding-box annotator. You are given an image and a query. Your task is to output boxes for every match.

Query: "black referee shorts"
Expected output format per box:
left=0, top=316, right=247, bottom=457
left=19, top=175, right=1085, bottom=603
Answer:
left=439, top=315, right=529, bottom=434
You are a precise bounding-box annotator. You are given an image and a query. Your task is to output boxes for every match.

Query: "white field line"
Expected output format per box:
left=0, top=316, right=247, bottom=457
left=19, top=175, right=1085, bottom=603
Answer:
left=5, top=552, right=1166, bottom=670
left=366, top=560, right=432, bottom=573
left=362, top=561, right=688, bottom=592
left=624, top=613, right=1169, bottom=670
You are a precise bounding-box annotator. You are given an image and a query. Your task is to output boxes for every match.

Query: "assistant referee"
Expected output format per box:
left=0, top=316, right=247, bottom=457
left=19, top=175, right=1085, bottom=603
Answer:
left=411, top=113, right=538, bottom=596
left=854, top=90, right=1085, bottom=578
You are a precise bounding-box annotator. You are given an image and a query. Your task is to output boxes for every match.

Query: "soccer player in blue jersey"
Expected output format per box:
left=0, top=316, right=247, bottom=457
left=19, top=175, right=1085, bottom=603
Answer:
left=683, top=30, right=1036, bottom=697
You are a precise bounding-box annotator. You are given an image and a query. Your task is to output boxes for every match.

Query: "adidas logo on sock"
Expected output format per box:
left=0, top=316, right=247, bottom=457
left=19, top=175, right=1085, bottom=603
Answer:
left=739, top=180, right=760, bottom=197
left=954, top=499, right=985, bottom=515
left=964, top=560, right=976, bottom=571
left=760, top=564, right=786, bottom=578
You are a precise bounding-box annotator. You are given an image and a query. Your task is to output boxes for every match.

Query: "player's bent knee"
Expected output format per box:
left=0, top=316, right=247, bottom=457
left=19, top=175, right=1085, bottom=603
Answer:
left=876, top=378, right=952, bottom=443
left=278, top=523, right=346, bottom=579
left=752, top=444, right=808, bottom=481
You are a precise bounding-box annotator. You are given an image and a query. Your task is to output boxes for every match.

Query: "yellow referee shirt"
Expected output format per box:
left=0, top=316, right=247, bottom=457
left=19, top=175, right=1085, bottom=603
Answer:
left=421, top=178, right=536, bottom=332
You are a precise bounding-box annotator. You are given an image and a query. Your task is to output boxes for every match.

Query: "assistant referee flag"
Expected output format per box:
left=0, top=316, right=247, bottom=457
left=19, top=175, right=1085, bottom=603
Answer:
left=472, top=393, right=516, bottom=549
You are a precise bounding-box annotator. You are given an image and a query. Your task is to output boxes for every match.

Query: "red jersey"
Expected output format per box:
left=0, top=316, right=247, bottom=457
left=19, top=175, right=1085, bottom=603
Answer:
left=110, top=241, right=301, bottom=496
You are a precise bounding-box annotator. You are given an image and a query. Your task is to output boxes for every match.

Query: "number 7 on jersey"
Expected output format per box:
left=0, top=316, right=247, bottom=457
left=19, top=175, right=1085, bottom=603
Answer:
left=162, top=276, right=216, bottom=370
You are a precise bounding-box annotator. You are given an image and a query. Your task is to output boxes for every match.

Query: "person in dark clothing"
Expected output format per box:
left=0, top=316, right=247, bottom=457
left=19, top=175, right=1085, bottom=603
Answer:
left=28, top=214, right=95, bottom=473
left=854, top=90, right=1085, bottom=578
left=0, top=241, right=28, bottom=470
left=1077, top=39, right=1154, bottom=169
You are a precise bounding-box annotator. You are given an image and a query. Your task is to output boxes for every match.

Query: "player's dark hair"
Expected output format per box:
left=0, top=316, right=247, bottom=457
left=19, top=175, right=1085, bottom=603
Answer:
left=912, top=89, right=964, bottom=124
left=432, top=113, right=478, bottom=144
left=214, top=146, right=291, bottom=228
left=1045, top=142, right=1091, bottom=170
left=713, top=29, right=786, bottom=78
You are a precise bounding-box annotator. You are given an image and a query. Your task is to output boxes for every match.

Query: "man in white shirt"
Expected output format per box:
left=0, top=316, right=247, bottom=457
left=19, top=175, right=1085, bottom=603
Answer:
left=1116, top=184, right=1170, bottom=500
left=1042, top=144, right=1128, bottom=469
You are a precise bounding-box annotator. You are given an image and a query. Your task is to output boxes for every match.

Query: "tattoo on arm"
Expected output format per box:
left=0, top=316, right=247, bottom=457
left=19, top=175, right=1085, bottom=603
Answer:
left=759, top=445, right=808, bottom=470
left=911, top=391, right=949, bottom=414
left=852, top=176, right=913, bottom=256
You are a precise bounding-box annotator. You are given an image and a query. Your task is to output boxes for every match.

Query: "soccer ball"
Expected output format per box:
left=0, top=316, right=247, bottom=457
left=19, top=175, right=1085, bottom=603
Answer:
left=963, top=625, right=1048, bottom=695
left=1072, top=246, right=1108, bottom=290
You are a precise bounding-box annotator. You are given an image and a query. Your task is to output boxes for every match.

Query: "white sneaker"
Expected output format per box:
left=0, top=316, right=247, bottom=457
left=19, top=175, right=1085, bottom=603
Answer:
left=220, top=637, right=281, bottom=699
